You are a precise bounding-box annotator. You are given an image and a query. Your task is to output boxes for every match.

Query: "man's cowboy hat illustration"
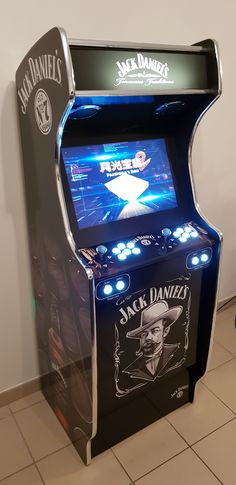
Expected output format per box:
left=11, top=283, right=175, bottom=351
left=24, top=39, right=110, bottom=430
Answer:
left=126, top=300, right=183, bottom=339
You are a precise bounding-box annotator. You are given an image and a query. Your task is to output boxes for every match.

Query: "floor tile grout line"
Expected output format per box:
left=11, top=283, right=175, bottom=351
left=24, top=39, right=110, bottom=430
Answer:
left=34, top=462, right=46, bottom=485
left=35, top=442, right=72, bottom=465
left=211, top=337, right=236, bottom=358
left=164, top=414, right=192, bottom=448
left=0, top=407, right=71, bottom=483
left=162, top=410, right=229, bottom=483
left=213, top=333, right=236, bottom=355
left=190, top=447, right=224, bottom=485
left=110, top=447, right=134, bottom=483
left=188, top=416, right=236, bottom=447
left=207, top=355, right=235, bottom=373
left=132, top=447, right=189, bottom=483
left=9, top=407, right=35, bottom=463
left=111, top=411, right=189, bottom=481
left=35, top=442, right=134, bottom=482
left=201, top=380, right=236, bottom=415
left=207, top=354, right=236, bottom=373
left=165, top=394, right=236, bottom=448
left=9, top=407, right=47, bottom=485
left=0, top=463, right=37, bottom=483
left=1, top=321, right=235, bottom=485
left=9, top=406, right=73, bottom=480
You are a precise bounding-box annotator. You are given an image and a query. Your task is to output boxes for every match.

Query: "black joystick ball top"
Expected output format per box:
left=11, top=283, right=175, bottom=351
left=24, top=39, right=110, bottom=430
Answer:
left=96, top=245, right=108, bottom=260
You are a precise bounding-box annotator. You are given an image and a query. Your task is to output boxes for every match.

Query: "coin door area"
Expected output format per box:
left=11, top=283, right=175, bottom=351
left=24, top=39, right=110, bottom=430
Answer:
left=16, top=28, right=222, bottom=465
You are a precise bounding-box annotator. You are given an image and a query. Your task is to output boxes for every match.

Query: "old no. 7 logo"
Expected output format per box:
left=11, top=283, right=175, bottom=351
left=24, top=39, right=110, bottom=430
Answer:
left=34, top=88, right=52, bottom=135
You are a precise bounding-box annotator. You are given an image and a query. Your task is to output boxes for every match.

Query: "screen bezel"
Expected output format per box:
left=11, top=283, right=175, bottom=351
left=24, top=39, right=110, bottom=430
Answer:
left=60, top=135, right=182, bottom=248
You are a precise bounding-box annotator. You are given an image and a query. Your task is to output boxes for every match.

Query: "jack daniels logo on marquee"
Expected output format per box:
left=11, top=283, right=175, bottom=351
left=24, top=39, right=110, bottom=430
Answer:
left=114, top=53, right=174, bottom=87
left=114, top=280, right=191, bottom=397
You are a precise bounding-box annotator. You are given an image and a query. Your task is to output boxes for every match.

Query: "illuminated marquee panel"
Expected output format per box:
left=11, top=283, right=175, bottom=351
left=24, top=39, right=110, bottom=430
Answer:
left=70, top=48, right=209, bottom=91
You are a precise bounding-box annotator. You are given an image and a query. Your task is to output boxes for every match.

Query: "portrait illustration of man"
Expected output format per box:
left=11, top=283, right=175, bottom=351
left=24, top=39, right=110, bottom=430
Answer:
left=123, top=300, right=183, bottom=382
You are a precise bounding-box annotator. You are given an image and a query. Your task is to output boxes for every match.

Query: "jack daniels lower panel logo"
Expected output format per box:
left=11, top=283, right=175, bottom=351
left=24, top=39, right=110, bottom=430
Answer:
left=114, top=282, right=193, bottom=398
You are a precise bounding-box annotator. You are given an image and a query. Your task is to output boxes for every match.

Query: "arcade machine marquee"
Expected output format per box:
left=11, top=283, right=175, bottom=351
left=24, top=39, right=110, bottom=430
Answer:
left=16, top=28, right=222, bottom=464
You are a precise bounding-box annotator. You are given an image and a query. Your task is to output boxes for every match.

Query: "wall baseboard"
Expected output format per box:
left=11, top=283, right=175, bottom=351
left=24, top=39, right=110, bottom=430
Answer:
left=217, top=294, right=236, bottom=310
left=0, top=376, right=41, bottom=408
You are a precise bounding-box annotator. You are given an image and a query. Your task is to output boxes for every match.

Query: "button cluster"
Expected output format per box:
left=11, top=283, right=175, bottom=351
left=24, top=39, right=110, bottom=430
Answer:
left=186, top=248, right=212, bottom=269
left=173, top=226, right=198, bottom=243
left=112, top=242, right=141, bottom=261
left=96, top=274, right=130, bottom=299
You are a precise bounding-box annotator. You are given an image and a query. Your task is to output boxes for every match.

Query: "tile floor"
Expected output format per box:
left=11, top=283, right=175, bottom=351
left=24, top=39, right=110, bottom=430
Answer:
left=1, top=302, right=236, bottom=484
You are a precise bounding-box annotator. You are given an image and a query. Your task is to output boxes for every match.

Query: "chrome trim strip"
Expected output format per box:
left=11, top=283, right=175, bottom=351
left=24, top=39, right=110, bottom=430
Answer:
left=188, top=41, right=222, bottom=239
left=56, top=115, right=98, bottom=447
left=58, top=27, right=76, bottom=97
left=86, top=441, right=92, bottom=465
left=90, top=277, right=98, bottom=442
left=187, top=39, right=222, bottom=377
left=206, top=238, right=223, bottom=372
left=214, top=39, right=223, bottom=95
left=55, top=101, right=76, bottom=254
left=68, top=38, right=204, bottom=52
left=189, top=42, right=222, bottom=226
left=74, top=89, right=210, bottom=97
left=55, top=29, right=98, bottom=450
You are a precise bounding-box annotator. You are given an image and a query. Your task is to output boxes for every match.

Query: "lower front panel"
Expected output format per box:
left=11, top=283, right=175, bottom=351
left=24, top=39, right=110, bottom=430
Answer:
left=91, top=369, right=190, bottom=456
left=92, top=258, right=202, bottom=456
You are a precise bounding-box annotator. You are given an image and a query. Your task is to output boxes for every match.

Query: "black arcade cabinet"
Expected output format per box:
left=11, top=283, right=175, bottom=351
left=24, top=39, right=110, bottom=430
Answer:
left=16, top=28, right=222, bottom=464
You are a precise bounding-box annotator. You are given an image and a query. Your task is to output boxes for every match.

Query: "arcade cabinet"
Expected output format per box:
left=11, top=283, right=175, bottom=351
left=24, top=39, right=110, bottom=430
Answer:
left=16, top=27, right=222, bottom=464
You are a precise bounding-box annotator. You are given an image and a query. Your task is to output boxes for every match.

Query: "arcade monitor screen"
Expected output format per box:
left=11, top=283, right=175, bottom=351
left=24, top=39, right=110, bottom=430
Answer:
left=62, top=138, right=178, bottom=230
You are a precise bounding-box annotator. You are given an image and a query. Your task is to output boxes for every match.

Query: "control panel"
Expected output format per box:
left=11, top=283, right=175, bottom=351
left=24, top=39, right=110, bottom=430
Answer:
left=79, top=222, right=213, bottom=278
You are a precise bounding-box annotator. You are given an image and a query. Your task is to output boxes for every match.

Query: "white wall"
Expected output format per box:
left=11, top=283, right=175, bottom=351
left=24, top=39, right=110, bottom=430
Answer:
left=0, top=0, right=235, bottom=392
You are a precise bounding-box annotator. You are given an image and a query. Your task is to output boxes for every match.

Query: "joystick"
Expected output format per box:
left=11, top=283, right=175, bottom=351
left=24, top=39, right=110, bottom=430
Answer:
left=161, top=228, right=172, bottom=253
left=96, top=245, right=108, bottom=262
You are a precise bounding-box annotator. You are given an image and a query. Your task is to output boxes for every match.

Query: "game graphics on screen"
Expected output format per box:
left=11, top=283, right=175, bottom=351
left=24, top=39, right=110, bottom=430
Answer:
left=62, top=138, right=177, bottom=229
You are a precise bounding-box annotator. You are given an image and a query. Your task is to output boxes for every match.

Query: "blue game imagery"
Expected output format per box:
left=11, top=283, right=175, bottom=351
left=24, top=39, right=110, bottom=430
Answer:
left=62, top=138, right=178, bottom=229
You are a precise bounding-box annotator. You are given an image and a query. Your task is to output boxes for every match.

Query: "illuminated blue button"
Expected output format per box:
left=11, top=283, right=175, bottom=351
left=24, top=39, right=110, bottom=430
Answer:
left=190, top=231, right=198, bottom=238
left=117, top=243, right=126, bottom=250
left=176, top=227, right=184, bottom=234
left=132, top=247, right=141, bottom=255
left=185, top=226, right=192, bottom=233
left=123, top=248, right=131, bottom=256
left=182, top=232, right=190, bottom=239
left=117, top=253, right=127, bottom=261
left=116, top=280, right=125, bottom=291
left=112, top=247, right=121, bottom=255
left=201, top=253, right=209, bottom=263
left=179, top=236, right=187, bottom=243
left=127, top=242, right=135, bottom=249
left=173, top=231, right=180, bottom=238
left=103, top=284, right=113, bottom=295
left=191, top=256, right=199, bottom=266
